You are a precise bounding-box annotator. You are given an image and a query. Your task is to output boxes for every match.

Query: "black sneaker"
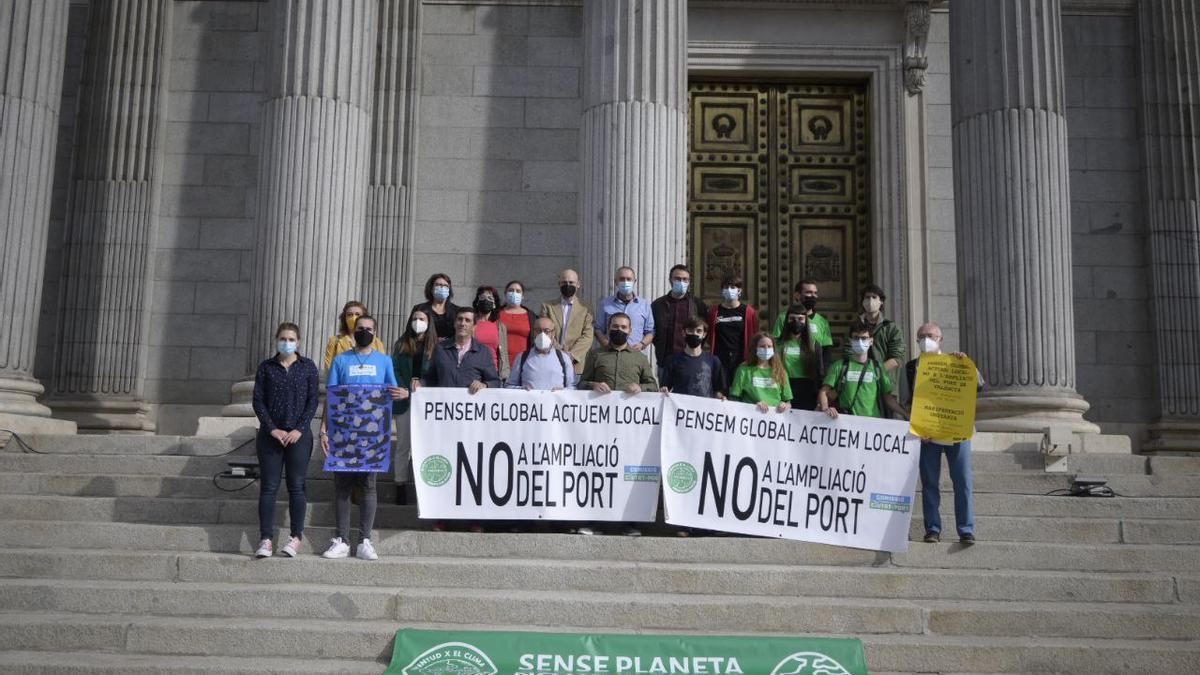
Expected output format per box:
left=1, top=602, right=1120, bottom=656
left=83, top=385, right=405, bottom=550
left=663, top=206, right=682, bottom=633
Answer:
left=959, top=533, right=976, bottom=545
left=923, top=531, right=940, bottom=543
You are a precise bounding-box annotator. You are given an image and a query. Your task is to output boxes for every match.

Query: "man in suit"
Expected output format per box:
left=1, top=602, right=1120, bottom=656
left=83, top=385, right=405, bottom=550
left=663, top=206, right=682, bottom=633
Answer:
left=540, top=268, right=595, bottom=374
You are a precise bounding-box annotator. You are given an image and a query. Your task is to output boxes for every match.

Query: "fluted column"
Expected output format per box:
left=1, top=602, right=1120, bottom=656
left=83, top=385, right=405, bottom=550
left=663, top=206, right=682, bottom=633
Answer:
left=1139, top=0, right=1200, bottom=452
left=50, top=0, right=172, bottom=433
left=0, top=0, right=75, bottom=436
left=363, top=0, right=421, bottom=333
left=951, top=0, right=1099, bottom=433
left=245, top=0, right=377, bottom=381
left=579, top=0, right=687, bottom=300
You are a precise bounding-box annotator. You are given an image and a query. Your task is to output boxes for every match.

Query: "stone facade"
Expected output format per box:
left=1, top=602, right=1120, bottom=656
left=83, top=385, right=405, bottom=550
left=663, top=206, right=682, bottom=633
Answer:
left=1, top=0, right=1193, bottom=450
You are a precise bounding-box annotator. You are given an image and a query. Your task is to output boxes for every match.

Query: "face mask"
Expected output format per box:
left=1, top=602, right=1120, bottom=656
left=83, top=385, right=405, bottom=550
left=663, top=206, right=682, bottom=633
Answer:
left=616, top=281, right=635, bottom=295
left=919, top=337, right=940, bottom=354
left=432, top=286, right=451, bottom=301
left=534, top=333, right=553, bottom=351
left=862, top=297, right=882, bottom=313
left=850, top=338, right=871, bottom=355
left=475, top=299, right=495, bottom=313
left=608, top=329, right=629, bottom=346
left=560, top=284, right=577, bottom=298
left=721, top=287, right=740, bottom=302
left=757, top=347, right=775, bottom=361
left=344, top=315, right=358, bottom=333
left=411, top=320, right=428, bottom=335
left=684, top=334, right=704, bottom=349
left=506, top=291, right=523, bottom=306
left=671, top=280, right=689, bottom=295
left=802, top=297, right=818, bottom=311
left=277, top=340, right=297, bottom=355
left=353, top=328, right=374, bottom=348
left=788, top=320, right=805, bottom=335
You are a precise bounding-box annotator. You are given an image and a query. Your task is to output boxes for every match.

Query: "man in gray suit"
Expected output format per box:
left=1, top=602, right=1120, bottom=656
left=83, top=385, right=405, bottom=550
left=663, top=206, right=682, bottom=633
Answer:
left=540, top=268, right=595, bottom=374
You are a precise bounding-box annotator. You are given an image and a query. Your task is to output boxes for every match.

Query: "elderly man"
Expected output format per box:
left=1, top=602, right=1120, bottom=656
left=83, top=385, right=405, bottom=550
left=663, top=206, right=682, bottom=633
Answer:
left=906, top=322, right=982, bottom=545
left=540, top=268, right=594, bottom=374
left=506, top=317, right=576, bottom=391
left=594, top=266, right=654, bottom=354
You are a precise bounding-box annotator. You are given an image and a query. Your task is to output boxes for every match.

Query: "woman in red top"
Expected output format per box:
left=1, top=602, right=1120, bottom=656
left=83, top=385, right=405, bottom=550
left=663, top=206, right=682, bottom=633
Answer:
left=499, top=280, right=538, bottom=368
left=470, top=286, right=509, bottom=380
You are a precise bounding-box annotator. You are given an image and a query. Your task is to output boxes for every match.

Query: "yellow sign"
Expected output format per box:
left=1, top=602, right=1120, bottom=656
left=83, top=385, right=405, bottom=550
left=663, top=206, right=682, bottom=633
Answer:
left=909, top=353, right=979, bottom=444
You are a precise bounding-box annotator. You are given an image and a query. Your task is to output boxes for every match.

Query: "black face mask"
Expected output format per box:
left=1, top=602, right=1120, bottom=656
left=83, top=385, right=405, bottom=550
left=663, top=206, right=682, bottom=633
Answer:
left=353, top=329, right=373, bottom=348
left=475, top=300, right=495, bottom=313
left=608, top=329, right=629, bottom=347
left=684, top=334, right=704, bottom=348
left=802, top=297, right=818, bottom=311
left=560, top=284, right=577, bottom=298
left=788, top=320, right=806, bottom=335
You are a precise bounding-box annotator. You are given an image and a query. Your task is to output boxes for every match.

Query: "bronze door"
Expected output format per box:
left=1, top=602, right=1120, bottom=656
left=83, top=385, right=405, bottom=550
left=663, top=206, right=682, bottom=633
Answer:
left=688, top=82, right=870, bottom=343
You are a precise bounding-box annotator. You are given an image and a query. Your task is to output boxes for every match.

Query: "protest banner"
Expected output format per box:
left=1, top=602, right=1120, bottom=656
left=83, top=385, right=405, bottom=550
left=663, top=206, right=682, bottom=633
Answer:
left=323, top=384, right=392, bottom=473
left=908, top=353, right=978, bottom=444
left=386, top=628, right=868, bottom=675
left=410, top=388, right=662, bottom=521
left=661, top=394, right=919, bottom=553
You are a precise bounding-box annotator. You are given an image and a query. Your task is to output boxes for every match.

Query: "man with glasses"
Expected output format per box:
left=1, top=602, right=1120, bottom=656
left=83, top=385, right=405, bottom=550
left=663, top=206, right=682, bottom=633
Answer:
left=506, top=317, right=576, bottom=390
left=651, top=264, right=708, bottom=383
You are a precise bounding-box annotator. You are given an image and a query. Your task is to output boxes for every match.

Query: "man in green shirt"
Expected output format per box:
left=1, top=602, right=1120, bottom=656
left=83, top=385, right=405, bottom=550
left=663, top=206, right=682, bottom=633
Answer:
left=818, top=322, right=909, bottom=420
left=773, top=278, right=833, bottom=349
left=578, top=313, right=659, bottom=394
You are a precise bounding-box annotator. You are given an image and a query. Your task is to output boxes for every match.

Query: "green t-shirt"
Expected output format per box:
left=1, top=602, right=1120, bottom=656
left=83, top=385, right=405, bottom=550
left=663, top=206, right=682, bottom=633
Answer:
left=822, top=358, right=893, bottom=418
left=773, top=312, right=833, bottom=347
left=730, top=364, right=793, bottom=406
left=780, top=338, right=814, bottom=379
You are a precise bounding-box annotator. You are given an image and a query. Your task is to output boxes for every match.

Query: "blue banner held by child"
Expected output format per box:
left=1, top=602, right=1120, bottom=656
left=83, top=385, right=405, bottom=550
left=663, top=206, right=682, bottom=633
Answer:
left=324, top=384, right=392, bottom=473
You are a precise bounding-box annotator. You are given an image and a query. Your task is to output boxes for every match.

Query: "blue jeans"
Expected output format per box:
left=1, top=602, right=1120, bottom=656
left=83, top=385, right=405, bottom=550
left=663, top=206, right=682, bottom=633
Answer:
left=256, top=429, right=312, bottom=541
left=918, top=440, right=974, bottom=536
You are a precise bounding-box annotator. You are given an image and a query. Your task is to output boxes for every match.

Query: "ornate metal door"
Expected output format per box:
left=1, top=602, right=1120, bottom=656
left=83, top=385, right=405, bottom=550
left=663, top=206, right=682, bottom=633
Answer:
left=688, top=82, right=870, bottom=342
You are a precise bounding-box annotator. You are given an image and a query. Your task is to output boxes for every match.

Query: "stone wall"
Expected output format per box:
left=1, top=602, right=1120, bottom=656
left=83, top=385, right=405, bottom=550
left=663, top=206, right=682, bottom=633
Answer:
left=1062, top=13, right=1155, bottom=446
left=413, top=3, right=582, bottom=306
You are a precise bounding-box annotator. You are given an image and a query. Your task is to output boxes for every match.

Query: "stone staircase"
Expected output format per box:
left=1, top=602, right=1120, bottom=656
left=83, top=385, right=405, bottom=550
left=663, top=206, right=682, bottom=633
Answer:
left=0, top=434, right=1198, bottom=674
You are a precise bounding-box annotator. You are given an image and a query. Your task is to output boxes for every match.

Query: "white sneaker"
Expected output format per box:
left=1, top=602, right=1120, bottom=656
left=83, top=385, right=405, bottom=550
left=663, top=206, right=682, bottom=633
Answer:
left=280, top=536, right=302, bottom=558
left=254, top=539, right=273, bottom=558
left=322, top=537, right=350, bottom=559
left=356, top=538, right=379, bottom=561
left=576, top=526, right=596, bottom=536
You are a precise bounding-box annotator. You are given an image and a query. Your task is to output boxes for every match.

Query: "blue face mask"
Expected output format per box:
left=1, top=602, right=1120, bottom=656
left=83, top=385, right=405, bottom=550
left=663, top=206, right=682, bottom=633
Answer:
left=432, top=286, right=450, bottom=301
left=850, top=338, right=871, bottom=355
left=616, top=281, right=635, bottom=295
left=277, top=340, right=297, bottom=355
left=506, top=291, right=523, bottom=306
left=722, top=287, right=740, bottom=302
left=671, top=280, right=689, bottom=296
left=756, top=347, right=775, bottom=361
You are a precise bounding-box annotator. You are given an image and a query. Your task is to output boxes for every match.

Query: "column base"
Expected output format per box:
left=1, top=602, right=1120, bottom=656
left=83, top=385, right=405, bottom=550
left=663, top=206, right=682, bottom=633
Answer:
left=1144, top=420, right=1200, bottom=454
left=975, top=391, right=1101, bottom=434
left=49, top=396, right=155, bottom=434
left=195, top=379, right=256, bottom=438
left=0, top=377, right=77, bottom=445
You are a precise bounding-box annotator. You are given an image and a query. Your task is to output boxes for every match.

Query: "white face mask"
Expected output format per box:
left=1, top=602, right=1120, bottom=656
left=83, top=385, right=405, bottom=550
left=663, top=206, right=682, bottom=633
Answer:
left=411, top=319, right=428, bottom=335
left=534, top=332, right=553, bottom=352
left=862, top=297, right=882, bottom=313
left=850, top=338, right=871, bottom=355
left=919, top=337, right=940, bottom=354
left=722, top=287, right=740, bottom=302
left=756, top=347, right=774, bottom=361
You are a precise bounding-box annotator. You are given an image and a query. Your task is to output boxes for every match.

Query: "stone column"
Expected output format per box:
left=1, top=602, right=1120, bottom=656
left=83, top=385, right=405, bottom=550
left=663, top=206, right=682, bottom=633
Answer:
left=1139, top=0, right=1200, bottom=452
left=950, top=0, right=1099, bottom=433
left=363, top=0, right=421, bottom=334
left=220, top=0, right=376, bottom=420
left=50, top=0, right=172, bottom=433
left=0, top=0, right=75, bottom=437
left=579, top=0, right=687, bottom=300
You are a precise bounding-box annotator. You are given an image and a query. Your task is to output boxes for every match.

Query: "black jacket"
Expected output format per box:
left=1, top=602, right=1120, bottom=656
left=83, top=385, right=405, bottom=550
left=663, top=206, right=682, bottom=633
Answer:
left=650, top=293, right=708, bottom=361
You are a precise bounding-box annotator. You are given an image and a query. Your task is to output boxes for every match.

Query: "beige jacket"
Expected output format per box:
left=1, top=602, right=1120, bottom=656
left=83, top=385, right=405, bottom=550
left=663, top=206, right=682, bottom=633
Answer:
left=540, top=297, right=595, bottom=374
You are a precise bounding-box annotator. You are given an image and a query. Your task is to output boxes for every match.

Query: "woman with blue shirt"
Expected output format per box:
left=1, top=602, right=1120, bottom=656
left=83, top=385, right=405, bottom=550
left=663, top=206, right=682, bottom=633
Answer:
left=321, top=314, right=405, bottom=561
left=251, top=322, right=320, bottom=558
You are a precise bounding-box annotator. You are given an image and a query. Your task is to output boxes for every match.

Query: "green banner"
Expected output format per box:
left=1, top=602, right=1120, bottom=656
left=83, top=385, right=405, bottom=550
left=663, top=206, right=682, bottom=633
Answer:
left=385, top=628, right=867, bottom=675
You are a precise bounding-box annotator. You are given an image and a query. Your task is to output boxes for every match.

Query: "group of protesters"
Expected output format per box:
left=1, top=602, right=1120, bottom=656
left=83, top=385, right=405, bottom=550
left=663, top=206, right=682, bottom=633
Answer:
left=251, top=265, right=978, bottom=560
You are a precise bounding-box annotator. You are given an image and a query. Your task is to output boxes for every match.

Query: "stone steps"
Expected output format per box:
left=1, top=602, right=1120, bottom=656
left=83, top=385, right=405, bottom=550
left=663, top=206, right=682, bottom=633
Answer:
left=1, top=613, right=1197, bottom=673
left=0, top=548, right=1189, bottom=605
left=5, top=492, right=1199, bottom=544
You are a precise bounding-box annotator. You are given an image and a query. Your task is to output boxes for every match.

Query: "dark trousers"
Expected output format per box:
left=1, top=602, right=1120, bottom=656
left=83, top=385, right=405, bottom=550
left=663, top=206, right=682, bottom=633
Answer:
left=789, top=377, right=820, bottom=411
left=256, top=429, right=313, bottom=541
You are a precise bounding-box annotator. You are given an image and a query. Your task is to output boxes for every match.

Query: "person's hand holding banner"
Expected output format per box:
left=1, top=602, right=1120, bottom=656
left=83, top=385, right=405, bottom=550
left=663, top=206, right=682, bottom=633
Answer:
left=908, top=352, right=978, bottom=444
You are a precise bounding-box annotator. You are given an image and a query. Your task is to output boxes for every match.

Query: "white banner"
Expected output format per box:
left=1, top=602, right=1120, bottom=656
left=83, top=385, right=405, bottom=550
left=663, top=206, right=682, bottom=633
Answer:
left=660, top=395, right=920, bottom=552
left=410, top=388, right=662, bottom=521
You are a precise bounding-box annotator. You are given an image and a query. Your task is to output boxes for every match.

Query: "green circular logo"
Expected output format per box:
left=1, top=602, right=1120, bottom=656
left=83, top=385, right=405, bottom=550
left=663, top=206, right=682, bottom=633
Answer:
left=666, top=462, right=698, bottom=493
left=420, top=455, right=452, bottom=487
